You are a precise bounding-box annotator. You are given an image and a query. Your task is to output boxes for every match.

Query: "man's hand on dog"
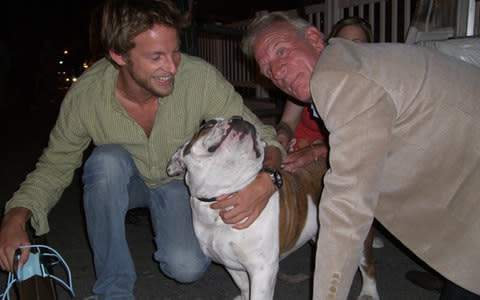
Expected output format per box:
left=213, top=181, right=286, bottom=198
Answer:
left=211, top=173, right=276, bottom=229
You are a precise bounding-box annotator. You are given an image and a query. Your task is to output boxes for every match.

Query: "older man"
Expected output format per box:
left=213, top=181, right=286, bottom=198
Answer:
left=241, top=12, right=480, bottom=300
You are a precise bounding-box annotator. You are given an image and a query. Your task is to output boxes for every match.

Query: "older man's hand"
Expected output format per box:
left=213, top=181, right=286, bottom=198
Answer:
left=282, top=143, right=328, bottom=172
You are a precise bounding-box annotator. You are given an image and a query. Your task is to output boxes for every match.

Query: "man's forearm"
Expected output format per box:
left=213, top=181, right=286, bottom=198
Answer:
left=2, top=207, right=32, bottom=227
left=275, top=121, right=294, bottom=142
left=262, top=145, right=282, bottom=169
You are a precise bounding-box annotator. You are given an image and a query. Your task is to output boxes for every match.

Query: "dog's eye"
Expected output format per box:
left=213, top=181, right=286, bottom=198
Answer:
left=196, top=120, right=218, bottom=137
left=202, top=119, right=218, bottom=129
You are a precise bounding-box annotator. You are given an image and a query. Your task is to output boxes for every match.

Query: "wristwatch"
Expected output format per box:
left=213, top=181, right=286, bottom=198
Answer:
left=260, top=168, right=283, bottom=189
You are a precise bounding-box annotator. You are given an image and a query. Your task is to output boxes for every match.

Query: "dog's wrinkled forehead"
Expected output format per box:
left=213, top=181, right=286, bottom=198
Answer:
left=184, top=116, right=262, bottom=158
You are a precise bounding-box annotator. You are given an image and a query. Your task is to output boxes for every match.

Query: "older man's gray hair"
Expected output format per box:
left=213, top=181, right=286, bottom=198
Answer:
left=240, top=12, right=312, bottom=58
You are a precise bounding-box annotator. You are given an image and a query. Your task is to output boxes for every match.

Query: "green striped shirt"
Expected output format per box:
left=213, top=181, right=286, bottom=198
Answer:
left=6, top=54, right=283, bottom=235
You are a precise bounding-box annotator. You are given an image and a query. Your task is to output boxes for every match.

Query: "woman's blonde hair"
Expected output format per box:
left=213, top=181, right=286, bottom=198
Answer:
left=327, top=16, right=373, bottom=42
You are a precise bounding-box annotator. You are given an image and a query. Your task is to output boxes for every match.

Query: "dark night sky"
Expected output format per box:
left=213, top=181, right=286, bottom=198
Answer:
left=1, top=0, right=299, bottom=62
left=2, top=1, right=102, bottom=63
left=0, top=0, right=299, bottom=108
left=1, top=1, right=103, bottom=107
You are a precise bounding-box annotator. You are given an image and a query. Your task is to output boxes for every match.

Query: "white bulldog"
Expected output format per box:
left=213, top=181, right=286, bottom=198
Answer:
left=167, top=116, right=378, bottom=300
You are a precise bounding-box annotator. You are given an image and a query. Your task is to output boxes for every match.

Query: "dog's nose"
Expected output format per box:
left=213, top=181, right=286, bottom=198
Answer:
left=229, top=116, right=244, bottom=127
left=228, top=116, right=255, bottom=134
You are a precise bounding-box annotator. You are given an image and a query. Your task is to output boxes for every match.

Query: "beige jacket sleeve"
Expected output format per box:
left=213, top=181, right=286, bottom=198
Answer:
left=311, top=70, right=396, bottom=300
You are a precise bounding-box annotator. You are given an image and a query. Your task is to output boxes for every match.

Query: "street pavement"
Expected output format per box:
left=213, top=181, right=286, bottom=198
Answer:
left=0, top=104, right=440, bottom=299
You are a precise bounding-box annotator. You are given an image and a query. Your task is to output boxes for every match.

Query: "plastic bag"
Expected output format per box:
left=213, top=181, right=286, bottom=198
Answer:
left=419, top=37, right=480, bottom=68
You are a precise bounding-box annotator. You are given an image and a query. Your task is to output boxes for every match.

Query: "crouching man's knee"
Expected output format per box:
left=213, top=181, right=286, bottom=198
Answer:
left=156, top=250, right=211, bottom=283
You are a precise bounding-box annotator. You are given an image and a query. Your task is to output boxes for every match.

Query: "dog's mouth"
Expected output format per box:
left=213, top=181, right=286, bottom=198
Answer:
left=184, top=116, right=262, bottom=158
left=228, top=115, right=256, bottom=134
left=206, top=116, right=257, bottom=150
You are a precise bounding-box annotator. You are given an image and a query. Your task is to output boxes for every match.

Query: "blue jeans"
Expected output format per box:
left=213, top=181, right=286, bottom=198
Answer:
left=82, top=145, right=210, bottom=300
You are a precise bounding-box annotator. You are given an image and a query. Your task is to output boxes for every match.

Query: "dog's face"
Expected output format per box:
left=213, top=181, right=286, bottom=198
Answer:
left=167, top=116, right=265, bottom=199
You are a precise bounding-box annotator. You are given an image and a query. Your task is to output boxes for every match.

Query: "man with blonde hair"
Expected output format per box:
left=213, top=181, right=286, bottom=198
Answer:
left=0, top=1, right=283, bottom=298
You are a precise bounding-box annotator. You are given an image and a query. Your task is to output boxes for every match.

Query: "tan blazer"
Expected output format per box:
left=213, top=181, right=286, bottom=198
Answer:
left=311, top=38, right=480, bottom=299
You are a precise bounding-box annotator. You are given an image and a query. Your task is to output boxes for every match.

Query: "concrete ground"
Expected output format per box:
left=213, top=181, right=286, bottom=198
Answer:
left=0, top=103, right=441, bottom=299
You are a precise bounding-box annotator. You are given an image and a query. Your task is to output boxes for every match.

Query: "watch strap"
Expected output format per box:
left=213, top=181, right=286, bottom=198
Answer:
left=260, top=167, right=283, bottom=189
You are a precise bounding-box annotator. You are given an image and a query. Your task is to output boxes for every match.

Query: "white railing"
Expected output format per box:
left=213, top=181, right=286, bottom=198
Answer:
left=331, top=0, right=412, bottom=42
left=257, top=0, right=412, bottom=43
left=198, top=31, right=266, bottom=98
left=305, top=3, right=330, bottom=36
left=200, top=0, right=480, bottom=105
left=302, top=0, right=412, bottom=42
left=475, top=0, right=480, bottom=35
left=198, top=0, right=415, bottom=101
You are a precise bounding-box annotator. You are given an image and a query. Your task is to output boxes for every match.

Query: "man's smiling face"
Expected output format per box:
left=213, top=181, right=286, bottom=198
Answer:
left=123, top=24, right=181, bottom=98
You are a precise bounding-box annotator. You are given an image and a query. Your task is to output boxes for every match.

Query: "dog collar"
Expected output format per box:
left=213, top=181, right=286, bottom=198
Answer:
left=197, top=197, right=217, bottom=202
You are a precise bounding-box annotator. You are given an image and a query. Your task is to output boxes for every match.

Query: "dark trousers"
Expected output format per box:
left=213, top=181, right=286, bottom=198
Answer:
left=440, top=280, right=480, bottom=300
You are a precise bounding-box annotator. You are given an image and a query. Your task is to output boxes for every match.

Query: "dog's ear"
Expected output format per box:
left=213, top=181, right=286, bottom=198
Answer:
left=167, top=144, right=186, bottom=176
